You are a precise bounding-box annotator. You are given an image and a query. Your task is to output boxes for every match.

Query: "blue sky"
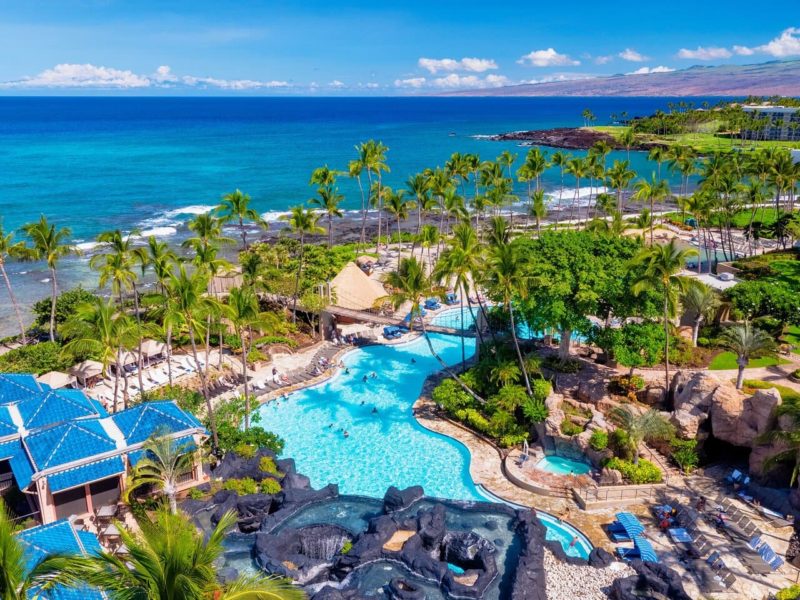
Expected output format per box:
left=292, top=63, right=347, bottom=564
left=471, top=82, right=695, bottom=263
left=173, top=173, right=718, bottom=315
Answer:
left=0, top=0, right=797, bottom=94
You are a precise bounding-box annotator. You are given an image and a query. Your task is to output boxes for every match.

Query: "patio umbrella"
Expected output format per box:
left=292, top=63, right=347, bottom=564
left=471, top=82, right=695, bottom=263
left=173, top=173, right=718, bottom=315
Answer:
left=36, top=371, right=77, bottom=389
left=616, top=512, right=645, bottom=537
left=633, top=535, right=659, bottom=563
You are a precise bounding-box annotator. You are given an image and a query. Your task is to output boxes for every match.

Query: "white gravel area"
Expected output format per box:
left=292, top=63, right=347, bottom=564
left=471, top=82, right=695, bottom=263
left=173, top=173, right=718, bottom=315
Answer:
left=543, top=549, right=635, bottom=600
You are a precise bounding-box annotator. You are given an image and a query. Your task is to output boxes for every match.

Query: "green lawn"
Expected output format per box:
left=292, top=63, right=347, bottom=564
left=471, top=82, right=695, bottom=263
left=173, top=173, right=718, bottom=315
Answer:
left=708, top=351, right=791, bottom=370
left=770, top=261, right=800, bottom=288
left=743, top=379, right=800, bottom=404
left=784, top=326, right=800, bottom=355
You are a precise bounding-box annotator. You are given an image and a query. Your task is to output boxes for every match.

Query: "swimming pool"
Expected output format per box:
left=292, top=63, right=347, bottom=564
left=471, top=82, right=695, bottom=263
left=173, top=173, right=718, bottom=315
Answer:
left=431, top=306, right=586, bottom=342
left=536, top=455, right=592, bottom=476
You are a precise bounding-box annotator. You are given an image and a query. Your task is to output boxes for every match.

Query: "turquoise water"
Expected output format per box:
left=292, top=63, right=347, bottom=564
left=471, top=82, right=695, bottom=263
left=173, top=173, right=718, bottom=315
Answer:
left=431, top=306, right=586, bottom=342
left=536, top=455, right=592, bottom=476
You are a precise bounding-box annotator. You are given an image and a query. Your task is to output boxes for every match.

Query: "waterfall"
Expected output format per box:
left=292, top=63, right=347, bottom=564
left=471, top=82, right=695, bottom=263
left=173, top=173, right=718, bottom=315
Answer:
left=300, top=532, right=348, bottom=561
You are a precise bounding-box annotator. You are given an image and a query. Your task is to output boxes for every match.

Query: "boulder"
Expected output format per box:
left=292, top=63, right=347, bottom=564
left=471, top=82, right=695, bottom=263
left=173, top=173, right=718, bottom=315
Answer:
left=587, top=547, right=615, bottom=568
left=599, top=467, right=623, bottom=485
left=610, top=560, right=691, bottom=600
left=383, top=486, right=424, bottom=514
left=236, top=493, right=275, bottom=533
left=576, top=378, right=607, bottom=404
left=711, top=385, right=780, bottom=448
left=387, top=578, right=427, bottom=600
left=417, top=505, right=446, bottom=551
left=279, top=483, right=339, bottom=507
left=214, top=447, right=279, bottom=482
left=509, top=511, right=548, bottom=600
left=639, top=385, right=665, bottom=406
left=669, top=371, right=725, bottom=438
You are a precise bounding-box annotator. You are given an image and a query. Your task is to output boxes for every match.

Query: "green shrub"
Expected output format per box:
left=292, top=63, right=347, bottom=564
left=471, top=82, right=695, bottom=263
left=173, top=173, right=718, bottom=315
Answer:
left=260, top=478, right=281, bottom=495
left=777, top=585, right=800, bottom=600
left=234, top=443, right=257, bottom=459
left=609, top=374, right=645, bottom=395
left=543, top=356, right=582, bottom=374
left=671, top=439, right=700, bottom=474
left=33, top=287, right=99, bottom=329
left=489, top=410, right=516, bottom=436
left=696, top=336, right=710, bottom=347
left=609, top=429, right=633, bottom=460
left=140, top=384, right=204, bottom=414
left=489, top=385, right=528, bottom=413
left=498, top=432, right=529, bottom=448
left=604, top=458, right=662, bottom=484
left=522, top=398, right=549, bottom=423
left=259, top=456, right=282, bottom=476
left=433, top=379, right=475, bottom=413
left=254, top=335, right=298, bottom=348
left=455, top=408, right=492, bottom=436
left=589, top=430, right=608, bottom=451
left=187, top=488, right=205, bottom=500
left=531, top=378, right=552, bottom=403
left=793, top=369, right=800, bottom=379
left=560, top=418, right=583, bottom=437
left=223, top=477, right=259, bottom=495
left=340, top=540, right=353, bottom=555
left=0, top=341, right=73, bottom=375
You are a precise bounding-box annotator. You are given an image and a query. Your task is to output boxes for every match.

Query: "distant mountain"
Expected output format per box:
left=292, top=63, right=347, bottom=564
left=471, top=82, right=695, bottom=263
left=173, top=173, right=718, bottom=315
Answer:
left=442, top=60, right=800, bottom=97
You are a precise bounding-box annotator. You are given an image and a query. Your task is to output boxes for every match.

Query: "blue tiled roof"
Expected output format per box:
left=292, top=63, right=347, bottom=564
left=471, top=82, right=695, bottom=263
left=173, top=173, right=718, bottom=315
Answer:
left=16, top=389, right=107, bottom=431
left=128, top=434, right=197, bottom=466
left=25, top=419, right=117, bottom=471
left=0, top=406, right=17, bottom=438
left=0, top=438, right=34, bottom=489
left=48, top=456, right=125, bottom=493
left=0, top=374, right=42, bottom=405
left=112, top=401, right=204, bottom=445
left=17, top=520, right=105, bottom=600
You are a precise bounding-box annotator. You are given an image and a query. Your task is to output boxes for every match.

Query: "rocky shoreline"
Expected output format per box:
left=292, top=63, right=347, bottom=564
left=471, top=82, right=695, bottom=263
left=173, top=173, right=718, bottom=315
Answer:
left=486, top=127, right=655, bottom=151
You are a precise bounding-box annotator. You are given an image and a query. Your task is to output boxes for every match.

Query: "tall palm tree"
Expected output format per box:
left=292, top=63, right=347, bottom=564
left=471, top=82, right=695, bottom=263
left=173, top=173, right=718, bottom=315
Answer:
left=682, top=283, right=719, bottom=347
left=144, top=236, right=178, bottom=295
left=384, top=257, right=484, bottom=403
left=217, top=189, right=266, bottom=250
left=719, top=323, right=775, bottom=389
left=365, top=140, right=390, bottom=250
left=633, top=174, right=671, bottom=244
left=47, top=509, right=304, bottom=600
left=619, top=128, right=636, bottom=163
left=383, top=189, right=415, bottom=243
left=0, top=227, right=28, bottom=342
left=20, top=216, right=78, bottom=341
left=416, top=224, right=439, bottom=273
left=565, top=157, right=587, bottom=223
left=124, top=433, right=196, bottom=514
left=280, top=206, right=324, bottom=323
left=631, top=240, right=698, bottom=393
left=648, top=146, right=668, bottom=180
left=550, top=151, right=571, bottom=226
left=484, top=240, right=533, bottom=395
left=606, top=159, right=636, bottom=214
left=184, top=214, right=234, bottom=252
left=62, top=297, right=137, bottom=412
left=309, top=185, right=344, bottom=248
left=610, top=406, right=673, bottom=465
left=350, top=143, right=369, bottom=250
left=529, top=190, right=547, bottom=235
left=405, top=173, right=435, bottom=251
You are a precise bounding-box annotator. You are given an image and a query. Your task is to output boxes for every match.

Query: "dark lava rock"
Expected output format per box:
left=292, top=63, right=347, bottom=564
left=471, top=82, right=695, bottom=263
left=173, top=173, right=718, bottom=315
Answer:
left=236, top=493, right=275, bottom=533
left=383, top=485, right=424, bottom=513
left=588, top=547, right=615, bottom=568
left=214, top=447, right=279, bottom=482
left=279, top=483, right=339, bottom=507
left=282, top=471, right=311, bottom=490
left=388, top=578, right=426, bottom=600
left=417, top=504, right=446, bottom=551
left=211, top=494, right=239, bottom=526
left=217, top=566, right=239, bottom=584
left=400, top=534, right=448, bottom=581
left=610, top=560, right=692, bottom=600
left=444, top=531, right=495, bottom=564
left=509, top=511, right=548, bottom=600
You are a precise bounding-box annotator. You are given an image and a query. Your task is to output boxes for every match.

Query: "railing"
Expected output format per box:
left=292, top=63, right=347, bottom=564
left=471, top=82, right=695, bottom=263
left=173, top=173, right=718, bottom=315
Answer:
left=0, top=474, right=13, bottom=493
left=573, top=482, right=665, bottom=505
left=176, top=470, right=195, bottom=485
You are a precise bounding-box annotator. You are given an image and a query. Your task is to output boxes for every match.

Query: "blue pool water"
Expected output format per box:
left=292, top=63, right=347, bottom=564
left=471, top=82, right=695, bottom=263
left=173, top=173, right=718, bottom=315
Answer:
left=431, top=306, right=586, bottom=342
left=536, top=455, right=592, bottom=476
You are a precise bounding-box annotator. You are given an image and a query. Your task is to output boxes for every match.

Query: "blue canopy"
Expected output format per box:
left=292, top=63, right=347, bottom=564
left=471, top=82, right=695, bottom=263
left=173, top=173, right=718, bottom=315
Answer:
left=633, top=535, right=658, bottom=563
left=616, top=512, right=645, bottom=537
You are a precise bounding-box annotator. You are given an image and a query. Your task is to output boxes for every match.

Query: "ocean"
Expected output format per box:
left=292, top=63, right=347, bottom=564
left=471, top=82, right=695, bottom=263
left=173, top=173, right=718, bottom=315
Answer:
left=0, top=96, right=720, bottom=334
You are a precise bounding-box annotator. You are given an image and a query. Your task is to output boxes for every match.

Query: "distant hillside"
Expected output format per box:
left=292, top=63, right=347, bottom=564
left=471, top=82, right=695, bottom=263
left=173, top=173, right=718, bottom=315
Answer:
left=443, top=60, right=800, bottom=97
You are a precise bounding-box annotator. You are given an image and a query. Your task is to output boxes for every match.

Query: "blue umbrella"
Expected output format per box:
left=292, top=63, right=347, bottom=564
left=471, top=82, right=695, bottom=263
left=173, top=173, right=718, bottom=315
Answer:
left=616, top=512, right=645, bottom=537
left=633, top=535, right=659, bottom=563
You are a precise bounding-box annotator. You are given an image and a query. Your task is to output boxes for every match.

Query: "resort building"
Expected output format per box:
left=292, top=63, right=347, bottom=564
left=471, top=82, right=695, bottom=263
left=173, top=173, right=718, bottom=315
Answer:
left=742, top=105, right=800, bottom=141
left=0, top=373, right=207, bottom=525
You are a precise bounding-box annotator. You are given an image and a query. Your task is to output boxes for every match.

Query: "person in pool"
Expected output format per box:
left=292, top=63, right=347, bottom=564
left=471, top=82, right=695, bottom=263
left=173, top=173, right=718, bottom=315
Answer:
left=569, top=536, right=578, bottom=548
left=411, top=358, right=416, bottom=364
left=362, top=375, right=368, bottom=383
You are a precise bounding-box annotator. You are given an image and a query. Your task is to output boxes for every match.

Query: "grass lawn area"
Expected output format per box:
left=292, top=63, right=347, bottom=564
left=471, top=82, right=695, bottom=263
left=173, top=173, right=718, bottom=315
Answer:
left=708, top=351, right=791, bottom=370
left=769, top=260, right=800, bottom=288
left=743, top=379, right=800, bottom=404
left=784, top=326, right=800, bottom=355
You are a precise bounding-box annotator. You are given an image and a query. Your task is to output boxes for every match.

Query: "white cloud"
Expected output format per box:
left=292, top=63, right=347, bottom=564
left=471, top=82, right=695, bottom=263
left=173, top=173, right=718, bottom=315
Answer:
left=619, top=48, right=648, bottom=62
left=594, top=55, right=614, bottom=65
left=394, top=77, right=427, bottom=88
left=1, top=63, right=152, bottom=88
left=329, top=80, right=345, bottom=88
left=519, top=73, right=594, bottom=85
left=0, top=63, right=289, bottom=90
left=747, top=27, right=800, bottom=57
left=417, top=57, right=498, bottom=74
left=517, top=48, right=580, bottom=67
left=361, top=82, right=380, bottom=89
left=677, top=46, right=733, bottom=60
left=627, top=66, right=675, bottom=75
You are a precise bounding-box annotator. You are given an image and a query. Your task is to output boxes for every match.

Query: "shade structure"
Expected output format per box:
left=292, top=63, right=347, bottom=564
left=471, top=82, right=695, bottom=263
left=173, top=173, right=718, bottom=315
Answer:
left=113, top=350, right=140, bottom=368
left=36, top=371, right=76, bottom=389
left=355, top=255, right=375, bottom=265
left=616, top=512, right=645, bottom=537
left=69, top=360, right=104, bottom=383
left=140, top=339, right=167, bottom=357
left=328, top=262, right=387, bottom=311
left=633, top=535, right=658, bottom=563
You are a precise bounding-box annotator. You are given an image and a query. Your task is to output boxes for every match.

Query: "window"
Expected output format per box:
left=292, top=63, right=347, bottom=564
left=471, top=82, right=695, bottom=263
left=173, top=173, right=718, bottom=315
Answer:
left=53, top=486, right=88, bottom=519
left=89, top=477, right=121, bottom=509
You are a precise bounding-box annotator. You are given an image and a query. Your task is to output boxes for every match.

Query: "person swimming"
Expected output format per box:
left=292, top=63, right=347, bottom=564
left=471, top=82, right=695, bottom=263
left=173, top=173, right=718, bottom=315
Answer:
left=372, top=407, right=378, bottom=414
left=343, top=431, right=349, bottom=438
left=411, top=358, right=416, bottom=364
left=363, top=375, right=369, bottom=383
left=345, top=368, right=350, bottom=374
left=569, top=536, right=578, bottom=548
left=370, top=372, right=377, bottom=379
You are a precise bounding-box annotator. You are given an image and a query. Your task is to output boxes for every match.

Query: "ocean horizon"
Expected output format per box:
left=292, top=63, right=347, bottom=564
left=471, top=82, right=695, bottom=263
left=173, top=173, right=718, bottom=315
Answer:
left=0, top=95, right=725, bottom=334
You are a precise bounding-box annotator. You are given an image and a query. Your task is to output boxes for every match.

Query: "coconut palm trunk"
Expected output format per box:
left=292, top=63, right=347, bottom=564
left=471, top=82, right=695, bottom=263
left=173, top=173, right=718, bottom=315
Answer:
left=662, top=294, right=671, bottom=393
left=0, top=260, right=26, bottom=343
left=188, top=323, right=219, bottom=449
left=48, top=267, right=58, bottom=342
left=508, top=302, right=532, bottom=396
left=419, top=318, right=483, bottom=404
left=166, top=325, right=174, bottom=388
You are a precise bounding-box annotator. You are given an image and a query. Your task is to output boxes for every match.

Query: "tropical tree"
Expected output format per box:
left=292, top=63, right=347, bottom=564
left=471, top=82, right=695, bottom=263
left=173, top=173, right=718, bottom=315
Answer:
left=364, top=140, right=390, bottom=250
left=384, top=257, right=484, bottom=403
left=606, top=159, right=636, bottom=213
left=309, top=185, right=344, bottom=248
left=631, top=240, right=698, bottom=393
left=0, top=227, right=28, bottom=342
left=144, top=236, right=178, bottom=295
left=619, top=128, right=636, bottom=162
left=550, top=151, right=571, bottom=226
left=20, top=216, right=78, bottom=341
left=633, top=174, right=671, bottom=244
left=217, top=189, right=266, bottom=250
left=383, top=189, right=416, bottom=243
left=46, top=509, right=304, bottom=600
left=124, top=433, right=196, bottom=514
left=719, top=323, right=775, bottom=389
left=760, top=403, right=800, bottom=490
left=529, top=190, right=547, bottom=235
left=280, top=206, right=324, bottom=323
left=610, top=406, right=674, bottom=465
left=682, top=283, right=719, bottom=347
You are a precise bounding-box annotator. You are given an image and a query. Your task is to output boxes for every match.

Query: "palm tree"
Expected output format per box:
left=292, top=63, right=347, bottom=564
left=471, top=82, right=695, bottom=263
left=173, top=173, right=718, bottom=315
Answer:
left=416, top=224, right=439, bottom=273
left=309, top=185, right=344, bottom=247
left=383, top=189, right=416, bottom=244
left=384, top=257, right=484, bottom=403
left=62, top=297, right=137, bottom=412
left=619, top=128, right=636, bottom=162
left=760, top=402, right=800, bottom=490
left=631, top=240, right=698, bottom=393
left=610, top=406, right=674, bottom=465
left=124, top=433, right=196, bottom=514
left=606, top=159, right=636, bottom=214
left=217, top=189, right=266, bottom=250
left=184, top=214, right=234, bottom=252
left=405, top=173, right=435, bottom=251
left=565, top=157, right=587, bottom=223
left=682, top=283, right=719, bottom=347
left=20, top=216, right=78, bottom=341
left=0, top=227, right=28, bottom=342
left=719, top=323, right=775, bottom=389
left=280, top=206, right=324, bottom=323
left=550, top=151, right=570, bottom=226
left=144, top=236, right=178, bottom=295
left=364, top=140, right=390, bottom=250
left=648, top=146, right=668, bottom=180
left=633, top=174, right=671, bottom=244
left=350, top=143, right=369, bottom=250
left=484, top=240, right=533, bottom=396
left=47, top=509, right=304, bottom=600
left=529, top=190, right=547, bottom=235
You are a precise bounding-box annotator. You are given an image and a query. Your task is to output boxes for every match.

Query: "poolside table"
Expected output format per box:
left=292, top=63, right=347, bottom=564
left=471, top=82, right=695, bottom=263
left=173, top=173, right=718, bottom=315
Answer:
left=669, top=528, right=693, bottom=544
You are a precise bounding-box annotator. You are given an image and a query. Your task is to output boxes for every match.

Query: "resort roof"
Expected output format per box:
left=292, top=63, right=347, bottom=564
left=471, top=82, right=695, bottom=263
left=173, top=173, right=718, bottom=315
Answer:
left=112, top=401, right=204, bottom=445
left=0, top=438, right=35, bottom=488
left=36, top=370, right=78, bottom=389
left=329, top=262, right=387, bottom=311
left=0, top=374, right=43, bottom=405
left=0, top=407, right=17, bottom=438
left=16, top=519, right=105, bottom=600
left=48, top=456, right=126, bottom=493
left=16, top=389, right=107, bottom=430
left=25, top=419, right=118, bottom=472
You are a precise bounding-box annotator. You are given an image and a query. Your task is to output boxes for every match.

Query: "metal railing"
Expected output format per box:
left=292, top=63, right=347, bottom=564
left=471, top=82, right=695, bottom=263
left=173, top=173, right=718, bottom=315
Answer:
left=573, top=483, right=664, bottom=504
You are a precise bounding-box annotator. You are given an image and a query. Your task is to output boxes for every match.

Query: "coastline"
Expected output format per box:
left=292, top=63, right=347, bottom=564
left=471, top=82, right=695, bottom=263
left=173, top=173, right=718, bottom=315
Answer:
left=484, top=126, right=655, bottom=152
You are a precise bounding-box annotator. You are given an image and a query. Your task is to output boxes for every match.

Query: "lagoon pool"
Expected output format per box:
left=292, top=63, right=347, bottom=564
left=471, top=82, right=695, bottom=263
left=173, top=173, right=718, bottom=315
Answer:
left=536, top=455, right=592, bottom=476
left=431, top=306, right=586, bottom=342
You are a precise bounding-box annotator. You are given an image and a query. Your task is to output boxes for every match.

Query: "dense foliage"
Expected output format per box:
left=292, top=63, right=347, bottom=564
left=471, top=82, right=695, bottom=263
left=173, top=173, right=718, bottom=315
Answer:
left=0, top=341, right=74, bottom=374
left=31, top=288, right=99, bottom=330
left=604, top=457, right=663, bottom=484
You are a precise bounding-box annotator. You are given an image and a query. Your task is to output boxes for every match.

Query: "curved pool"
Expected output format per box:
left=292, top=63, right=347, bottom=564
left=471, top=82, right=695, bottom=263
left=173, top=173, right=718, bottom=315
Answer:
left=536, top=455, right=592, bottom=476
